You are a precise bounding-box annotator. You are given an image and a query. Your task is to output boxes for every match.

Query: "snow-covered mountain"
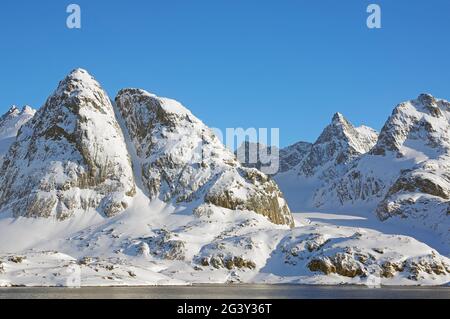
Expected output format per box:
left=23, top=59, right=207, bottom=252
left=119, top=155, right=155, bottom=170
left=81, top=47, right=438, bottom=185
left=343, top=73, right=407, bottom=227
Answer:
left=319, top=94, right=450, bottom=208
left=311, top=95, right=449, bottom=243
left=299, top=113, right=378, bottom=178
left=115, top=88, right=294, bottom=228
left=253, top=94, right=450, bottom=252
left=237, top=114, right=378, bottom=179
left=0, top=70, right=449, bottom=287
left=268, top=113, right=378, bottom=210
left=0, top=105, right=36, bottom=163
left=0, top=69, right=136, bottom=219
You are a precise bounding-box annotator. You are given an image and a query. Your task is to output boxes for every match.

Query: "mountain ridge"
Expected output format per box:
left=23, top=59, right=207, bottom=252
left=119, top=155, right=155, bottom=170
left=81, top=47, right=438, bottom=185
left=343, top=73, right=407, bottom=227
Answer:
left=0, top=70, right=449, bottom=287
left=243, top=93, right=450, bottom=251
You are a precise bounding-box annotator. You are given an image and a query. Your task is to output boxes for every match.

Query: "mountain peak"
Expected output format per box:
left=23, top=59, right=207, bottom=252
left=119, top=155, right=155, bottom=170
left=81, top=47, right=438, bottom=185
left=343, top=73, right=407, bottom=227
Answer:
left=48, top=68, right=113, bottom=116
left=372, top=94, right=449, bottom=155
left=417, top=93, right=435, bottom=105
left=21, top=105, right=36, bottom=115
left=332, top=112, right=346, bottom=124
left=56, top=68, right=99, bottom=93
left=3, top=106, right=20, bottom=118
left=0, top=71, right=136, bottom=219
left=0, top=105, right=36, bottom=162
left=117, top=88, right=192, bottom=118
left=297, top=112, right=378, bottom=176
left=67, top=68, right=91, bottom=79
left=316, top=112, right=353, bottom=145
left=1, top=106, right=36, bottom=122
left=330, top=113, right=354, bottom=134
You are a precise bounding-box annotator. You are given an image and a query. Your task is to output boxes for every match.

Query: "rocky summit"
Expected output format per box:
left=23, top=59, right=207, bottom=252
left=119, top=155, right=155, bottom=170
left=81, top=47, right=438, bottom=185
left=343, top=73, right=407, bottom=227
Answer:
left=115, top=88, right=294, bottom=228
left=0, top=69, right=136, bottom=219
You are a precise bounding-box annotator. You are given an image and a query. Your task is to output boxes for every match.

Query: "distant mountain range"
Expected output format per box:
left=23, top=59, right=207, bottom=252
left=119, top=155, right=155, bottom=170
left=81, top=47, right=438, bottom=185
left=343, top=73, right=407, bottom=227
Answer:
left=0, top=69, right=448, bottom=287
left=0, top=105, right=35, bottom=165
left=238, top=94, right=450, bottom=251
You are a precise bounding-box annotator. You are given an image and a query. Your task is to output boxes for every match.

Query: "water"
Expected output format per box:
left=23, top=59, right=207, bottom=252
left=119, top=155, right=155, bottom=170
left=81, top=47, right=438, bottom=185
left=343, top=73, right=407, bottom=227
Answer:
left=0, top=285, right=449, bottom=299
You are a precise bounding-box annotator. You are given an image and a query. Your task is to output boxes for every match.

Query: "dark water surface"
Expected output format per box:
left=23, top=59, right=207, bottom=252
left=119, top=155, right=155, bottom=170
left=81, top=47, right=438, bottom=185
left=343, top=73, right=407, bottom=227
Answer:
left=0, top=285, right=449, bottom=299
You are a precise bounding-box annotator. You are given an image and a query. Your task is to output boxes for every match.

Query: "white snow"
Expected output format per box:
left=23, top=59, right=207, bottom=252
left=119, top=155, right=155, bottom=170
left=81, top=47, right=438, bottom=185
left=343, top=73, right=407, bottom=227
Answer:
left=0, top=73, right=449, bottom=287
left=1, top=203, right=448, bottom=286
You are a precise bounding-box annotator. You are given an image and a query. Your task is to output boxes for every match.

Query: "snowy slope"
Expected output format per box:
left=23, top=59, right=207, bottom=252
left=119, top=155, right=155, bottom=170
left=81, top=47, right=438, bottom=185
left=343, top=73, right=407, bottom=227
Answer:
left=1, top=203, right=449, bottom=286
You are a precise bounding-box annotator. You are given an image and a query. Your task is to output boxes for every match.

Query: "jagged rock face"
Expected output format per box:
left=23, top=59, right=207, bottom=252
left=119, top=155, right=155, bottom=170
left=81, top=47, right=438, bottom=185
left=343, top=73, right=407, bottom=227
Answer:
left=273, top=113, right=378, bottom=211
left=300, top=113, right=378, bottom=178
left=0, top=105, right=36, bottom=163
left=279, top=141, right=313, bottom=173
left=376, top=160, right=450, bottom=227
left=313, top=160, right=386, bottom=208
left=0, top=69, right=136, bottom=219
left=372, top=94, right=450, bottom=156
left=115, top=88, right=294, bottom=228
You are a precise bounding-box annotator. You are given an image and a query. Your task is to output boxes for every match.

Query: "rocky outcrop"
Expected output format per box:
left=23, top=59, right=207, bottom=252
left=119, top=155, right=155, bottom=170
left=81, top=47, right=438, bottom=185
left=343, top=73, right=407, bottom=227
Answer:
left=0, top=69, right=136, bottom=219
left=115, top=88, right=294, bottom=228
left=128, top=229, right=187, bottom=261
left=200, top=255, right=256, bottom=270
left=279, top=228, right=450, bottom=282
left=308, top=253, right=365, bottom=278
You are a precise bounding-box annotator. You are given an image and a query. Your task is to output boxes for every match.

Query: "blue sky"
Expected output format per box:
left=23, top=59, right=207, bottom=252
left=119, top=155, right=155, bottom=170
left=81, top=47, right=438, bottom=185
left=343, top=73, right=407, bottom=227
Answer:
left=0, top=0, right=449, bottom=147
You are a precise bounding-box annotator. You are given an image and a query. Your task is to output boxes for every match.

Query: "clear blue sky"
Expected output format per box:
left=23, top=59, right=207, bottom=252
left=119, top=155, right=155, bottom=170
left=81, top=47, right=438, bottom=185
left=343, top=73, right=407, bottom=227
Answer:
left=0, top=0, right=449, bottom=147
